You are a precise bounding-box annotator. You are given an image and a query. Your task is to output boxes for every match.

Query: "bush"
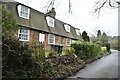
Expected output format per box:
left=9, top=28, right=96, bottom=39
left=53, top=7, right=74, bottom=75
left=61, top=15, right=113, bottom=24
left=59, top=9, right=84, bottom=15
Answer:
left=71, top=41, right=101, bottom=60
left=2, top=34, right=55, bottom=78
left=95, top=41, right=103, bottom=47
left=45, top=50, right=57, bottom=57
left=31, top=41, right=45, bottom=60
left=101, top=47, right=107, bottom=52
left=2, top=34, right=33, bottom=78
left=102, top=42, right=111, bottom=51
left=62, top=48, right=75, bottom=55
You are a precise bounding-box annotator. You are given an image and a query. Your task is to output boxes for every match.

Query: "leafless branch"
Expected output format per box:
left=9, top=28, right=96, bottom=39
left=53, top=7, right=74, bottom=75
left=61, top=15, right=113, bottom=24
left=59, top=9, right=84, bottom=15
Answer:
left=46, top=0, right=56, bottom=13
left=108, top=0, right=119, bottom=8
left=117, top=1, right=120, bottom=5
left=94, top=0, right=119, bottom=17
left=44, top=0, right=72, bottom=13
left=94, top=0, right=107, bottom=13
left=68, top=0, right=72, bottom=13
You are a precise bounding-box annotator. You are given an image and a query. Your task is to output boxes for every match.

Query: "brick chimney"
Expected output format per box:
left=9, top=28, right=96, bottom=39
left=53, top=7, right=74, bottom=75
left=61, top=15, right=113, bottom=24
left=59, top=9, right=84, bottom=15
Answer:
left=46, top=8, right=56, bottom=18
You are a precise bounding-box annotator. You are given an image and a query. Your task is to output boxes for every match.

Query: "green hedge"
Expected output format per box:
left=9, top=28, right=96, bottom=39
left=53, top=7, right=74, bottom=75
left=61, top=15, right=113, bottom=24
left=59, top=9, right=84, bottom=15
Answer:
left=102, top=42, right=111, bottom=51
left=62, top=47, right=75, bottom=55
left=71, top=41, right=101, bottom=60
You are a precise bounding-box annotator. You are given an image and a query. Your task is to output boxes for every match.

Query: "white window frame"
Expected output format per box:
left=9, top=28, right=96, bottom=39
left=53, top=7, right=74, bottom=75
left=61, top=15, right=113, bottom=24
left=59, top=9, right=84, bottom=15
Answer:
left=18, top=27, right=30, bottom=41
left=17, top=5, right=30, bottom=19
left=64, top=24, right=70, bottom=32
left=76, top=29, right=80, bottom=35
left=71, top=40, right=75, bottom=43
left=39, top=33, right=45, bottom=43
left=48, top=34, right=55, bottom=44
left=46, top=16, right=55, bottom=27
left=67, top=39, right=71, bottom=46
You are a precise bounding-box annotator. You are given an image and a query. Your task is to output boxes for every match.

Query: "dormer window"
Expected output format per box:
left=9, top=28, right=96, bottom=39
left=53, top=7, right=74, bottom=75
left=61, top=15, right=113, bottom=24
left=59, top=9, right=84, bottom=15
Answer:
left=64, top=24, right=70, bottom=32
left=46, top=16, right=55, bottom=27
left=76, top=29, right=80, bottom=35
left=17, top=5, right=30, bottom=19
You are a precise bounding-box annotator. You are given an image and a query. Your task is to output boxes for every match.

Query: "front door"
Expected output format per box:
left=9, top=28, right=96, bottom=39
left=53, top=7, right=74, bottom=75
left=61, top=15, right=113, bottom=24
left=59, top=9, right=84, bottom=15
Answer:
left=51, top=45, right=63, bottom=53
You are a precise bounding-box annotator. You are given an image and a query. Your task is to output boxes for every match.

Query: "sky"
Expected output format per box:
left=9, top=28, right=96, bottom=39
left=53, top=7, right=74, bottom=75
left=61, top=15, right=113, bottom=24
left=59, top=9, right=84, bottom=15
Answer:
left=15, top=0, right=118, bottom=36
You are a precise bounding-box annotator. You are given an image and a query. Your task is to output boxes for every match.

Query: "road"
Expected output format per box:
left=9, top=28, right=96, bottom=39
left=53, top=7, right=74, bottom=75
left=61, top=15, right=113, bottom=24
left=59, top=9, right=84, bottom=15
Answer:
left=67, top=50, right=119, bottom=79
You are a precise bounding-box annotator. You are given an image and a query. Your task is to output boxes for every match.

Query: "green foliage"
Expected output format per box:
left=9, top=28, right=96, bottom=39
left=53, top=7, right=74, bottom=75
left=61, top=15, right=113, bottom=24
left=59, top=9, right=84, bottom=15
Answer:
left=62, top=47, right=75, bottom=55
left=110, top=36, right=120, bottom=51
left=101, top=47, right=107, bottom=52
left=2, top=34, right=33, bottom=78
left=95, top=41, right=103, bottom=46
left=71, top=41, right=101, bottom=60
left=31, top=41, right=45, bottom=60
left=2, top=7, right=19, bottom=32
left=2, top=34, right=56, bottom=78
left=45, top=50, right=57, bottom=56
left=102, top=42, right=111, bottom=51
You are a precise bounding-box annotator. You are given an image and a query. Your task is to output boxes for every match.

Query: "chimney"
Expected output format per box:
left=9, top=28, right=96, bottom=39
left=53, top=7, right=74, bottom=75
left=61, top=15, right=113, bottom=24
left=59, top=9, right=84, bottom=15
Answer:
left=46, top=8, right=56, bottom=18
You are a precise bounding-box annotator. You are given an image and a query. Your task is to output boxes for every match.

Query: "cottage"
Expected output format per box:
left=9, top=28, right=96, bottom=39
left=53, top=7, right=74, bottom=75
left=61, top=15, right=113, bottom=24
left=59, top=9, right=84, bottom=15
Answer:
left=2, top=2, right=83, bottom=53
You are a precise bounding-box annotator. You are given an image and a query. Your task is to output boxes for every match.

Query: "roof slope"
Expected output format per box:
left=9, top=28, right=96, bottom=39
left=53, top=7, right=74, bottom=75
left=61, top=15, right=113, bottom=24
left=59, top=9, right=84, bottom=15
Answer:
left=4, top=2, right=82, bottom=40
left=5, top=2, right=49, bottom=32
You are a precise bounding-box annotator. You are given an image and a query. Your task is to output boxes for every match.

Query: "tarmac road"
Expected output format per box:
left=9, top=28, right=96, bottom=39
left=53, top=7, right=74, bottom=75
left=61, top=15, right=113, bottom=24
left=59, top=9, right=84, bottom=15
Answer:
left=67, top=50, right=119, bottom=79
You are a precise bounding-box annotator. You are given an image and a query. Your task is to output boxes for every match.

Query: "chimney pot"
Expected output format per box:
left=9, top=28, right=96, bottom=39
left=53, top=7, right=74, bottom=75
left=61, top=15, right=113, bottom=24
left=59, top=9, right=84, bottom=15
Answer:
left=46, top=7, right=56, bottom=18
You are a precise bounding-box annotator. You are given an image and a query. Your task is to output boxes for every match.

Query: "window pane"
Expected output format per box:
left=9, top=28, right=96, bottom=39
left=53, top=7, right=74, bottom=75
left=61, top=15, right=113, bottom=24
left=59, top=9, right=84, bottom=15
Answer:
left=49, top=34, right=55, bottom=44
left=39, top=33, right=45, bottom=42
left=20, top=5, right=29, bottom=19
left=67, top=39, right=70, bottom=46
left=46, top=16, right=54, bottom=27
left=64, top=24, right=70, bottom=32
left=18, top=28, right=29, bottom=41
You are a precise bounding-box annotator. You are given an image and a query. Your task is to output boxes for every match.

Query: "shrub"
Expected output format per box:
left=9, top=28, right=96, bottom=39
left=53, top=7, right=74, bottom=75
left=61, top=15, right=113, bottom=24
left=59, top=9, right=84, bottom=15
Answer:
left=2, top=34, right=53, bottom=78
left=45, top=50, right=57, bottom=57
left=102, top=42, right=111, bottom=51
left=71, top=41, right=101, bottom=60
left=62, top=47, right=75, bottom=55
left=101, top=47, right=107, bottom=52
left=95, top=41, right=103, bottom=47
left=2, top=34, right=33, bottom=78
left=31, top=41, right=45, bottom=60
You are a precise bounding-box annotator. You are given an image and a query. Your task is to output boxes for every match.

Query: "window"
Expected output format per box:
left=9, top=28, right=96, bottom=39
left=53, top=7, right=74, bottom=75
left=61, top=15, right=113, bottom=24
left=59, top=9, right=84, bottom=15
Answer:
left=39, top=33, right=45, bottom=43
left=64, top=24, right=70, bottom=32
left=67, top=39, right=71, bottom=46
left=17, top=5, right=30, bottom=19
left=71, top=40, right=75, bottom=43
left=46, top=16, right=55, bottom=27
left=18, top=27, right=30, bottom=41
left=76, top=29, right=80, bottom=35
left=48, top=34, right=55, bottom=44
left=4, top=4, right=7, bottom=9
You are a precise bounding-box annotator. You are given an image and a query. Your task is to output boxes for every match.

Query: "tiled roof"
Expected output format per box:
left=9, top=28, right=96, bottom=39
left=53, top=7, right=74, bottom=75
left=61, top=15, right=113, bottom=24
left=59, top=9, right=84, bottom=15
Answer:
left=4, top=2, right=82, bottom=40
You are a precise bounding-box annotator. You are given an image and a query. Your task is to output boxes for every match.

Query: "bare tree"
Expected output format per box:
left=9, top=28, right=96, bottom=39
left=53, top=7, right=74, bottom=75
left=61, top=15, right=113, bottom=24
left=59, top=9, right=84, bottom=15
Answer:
left=43, top=0, right=120, bottom=15
left=44, top=0, right=72, bottom=13
left=94, top=0, right=120, bottom=16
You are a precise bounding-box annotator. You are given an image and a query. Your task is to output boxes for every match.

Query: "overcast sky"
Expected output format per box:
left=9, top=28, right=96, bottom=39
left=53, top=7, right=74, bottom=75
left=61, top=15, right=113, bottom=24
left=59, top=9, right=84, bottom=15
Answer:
left=15, top=0, right=118, bottom=36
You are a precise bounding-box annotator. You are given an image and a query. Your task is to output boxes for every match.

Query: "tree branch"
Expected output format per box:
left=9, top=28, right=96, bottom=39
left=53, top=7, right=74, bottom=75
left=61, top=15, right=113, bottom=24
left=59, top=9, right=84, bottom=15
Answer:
left=94, top=0, right=107, bottom=13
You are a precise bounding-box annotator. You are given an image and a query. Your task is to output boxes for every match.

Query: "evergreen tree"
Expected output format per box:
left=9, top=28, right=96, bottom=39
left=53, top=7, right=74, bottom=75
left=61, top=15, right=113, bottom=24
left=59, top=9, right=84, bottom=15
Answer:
left=82, top=31, right=90, bottom=42
left=97, top=30, right=101, bottom=37
left=97, top=30, right=101, bottom=41
left=100, top=32, right=108, bottom=43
